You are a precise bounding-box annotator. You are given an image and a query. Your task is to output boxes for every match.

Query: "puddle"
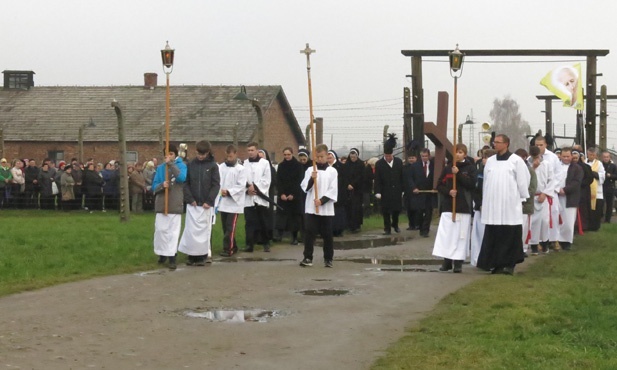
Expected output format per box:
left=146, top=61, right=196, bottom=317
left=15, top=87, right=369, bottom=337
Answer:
left=183, top=309, right=281, bottom=323
left=134, top=270, right=167, bottom=276
left=312, top=279, right=332, bottom=282
left=331, top=236, right=412, bottom=250
left=337, top=258, right=442, bottom=266
left=298, top=289, right=350, bottom=296
left=216, top=257, right=296, bottom=263
left=368, top=267, right=437, bottom=273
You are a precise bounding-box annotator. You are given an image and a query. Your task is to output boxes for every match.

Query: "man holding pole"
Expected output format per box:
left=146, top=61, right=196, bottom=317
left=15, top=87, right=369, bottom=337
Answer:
left=152, top=145, right=187, bottom=270
left=299, top=144, right=338, bottom=268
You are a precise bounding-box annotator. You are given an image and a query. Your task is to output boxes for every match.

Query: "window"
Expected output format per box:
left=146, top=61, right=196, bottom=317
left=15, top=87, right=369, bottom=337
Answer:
left=126, top=151, right=138, bottom=164
left=48, top=151, right=64, bottom=162
left=3, top=71, right=34, bottom=90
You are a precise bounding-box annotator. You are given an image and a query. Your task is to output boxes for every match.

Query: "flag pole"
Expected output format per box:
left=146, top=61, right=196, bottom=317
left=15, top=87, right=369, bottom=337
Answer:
left=452, top=75, right=458, bottom=222
left=301, top=43, right=319, bottom=214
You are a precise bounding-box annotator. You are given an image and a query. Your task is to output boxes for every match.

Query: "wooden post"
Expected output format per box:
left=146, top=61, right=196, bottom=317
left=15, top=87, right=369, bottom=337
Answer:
left=111, top=100, right=131, bottom=222
left=544, top=99, right=553, bottom=142
left=585, top=55, right=597, bottom=149
left=0, top=127, right=4, bottom=159
left=411, top=56, right=424, bottom=146
left=451, top=76, right=458, bottom=222
left=403, top=87, right=412, bottom=156
left=599, top=85, right=607, bottom=149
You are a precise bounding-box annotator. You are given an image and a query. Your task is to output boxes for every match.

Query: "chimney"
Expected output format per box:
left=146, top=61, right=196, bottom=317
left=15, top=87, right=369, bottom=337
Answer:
left=144, top=73, right=158, bottom=89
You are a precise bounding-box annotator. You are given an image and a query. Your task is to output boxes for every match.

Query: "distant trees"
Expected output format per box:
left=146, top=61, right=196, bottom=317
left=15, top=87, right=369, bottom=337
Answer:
left=489, top=96, right=532, bottom=151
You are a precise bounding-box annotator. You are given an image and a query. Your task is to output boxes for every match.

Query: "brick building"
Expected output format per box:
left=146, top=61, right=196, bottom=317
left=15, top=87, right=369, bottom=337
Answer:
left=0, top=70, right=305, bottom=165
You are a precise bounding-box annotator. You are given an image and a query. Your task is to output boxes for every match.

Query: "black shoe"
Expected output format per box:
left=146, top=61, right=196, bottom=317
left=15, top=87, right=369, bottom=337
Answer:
left=406, top=226, right=414, bottom=231
left=219, top=251, right=232, bottom=257
left=439, top=259, right=453, bottom=272
left=168, top=258, right=177, bottom=270
left=205, top=255, right=212, bottom=263
left=243, top=246, right=254, bottom=253
left=420, top=233, right=429, bottom=238
left=453, top=260, right=463, bottom=273
left=491, top=267, right=504, bottom=275
left=186, top=260, right=196, bottom=266
left=300, top=258, right=313, bottom=267
left=383, top=231, right=391, bottom=235
left=290, top=238, right=298, bottom=245
left=157, top=256, right=167, bottom=264
left=394, top=227, right=401, bottom=233
left=502, top=266, right=515, bottom=275
left=325, top=260, right=333, bottom=268
left=195, top=260, right=206, bottom=266
left=264, top=243, right=271, bottom=252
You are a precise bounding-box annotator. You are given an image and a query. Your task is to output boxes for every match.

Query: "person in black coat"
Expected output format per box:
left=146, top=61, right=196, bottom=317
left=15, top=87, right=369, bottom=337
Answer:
left=344, top=148, right=365, bottom=232
left=402, top=154, right=418, bottom=230
left=407, top=148, right=437, bottom=237
left=328, top=150, right=348, bottom=236
left=601, top=151, right=617, bottom=223
left=572, top=147, right=593, bottom=232
left=275, top=147, right=304, bottom=245
left=83, top=162, right=104, bottom=212
left=374, top=135, right=404, bottom=235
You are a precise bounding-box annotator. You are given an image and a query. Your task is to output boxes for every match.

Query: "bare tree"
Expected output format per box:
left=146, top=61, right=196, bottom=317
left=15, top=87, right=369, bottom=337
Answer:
left=489, top=96, right=532, bottom=151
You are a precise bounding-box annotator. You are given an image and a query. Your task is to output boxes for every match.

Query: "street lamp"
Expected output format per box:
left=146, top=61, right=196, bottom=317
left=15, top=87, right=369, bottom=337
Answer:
left=449, top=44, right=465, bottom=222
left=233, top=85, right=264, bottom=149
left=161, top=41, right=175, bottom=215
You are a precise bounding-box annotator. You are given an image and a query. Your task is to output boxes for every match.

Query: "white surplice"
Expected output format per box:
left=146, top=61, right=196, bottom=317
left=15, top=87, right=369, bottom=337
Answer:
left=216, top=162, right=247, bottom=214
left=178, top=206, right=215, bottom=256
left=153, top=213, right=182, bottom=257
left=301, top=166, right=338, bottom=216
left=481, top=153, right=530, bottom=226
left=432, top=212, right=471, bottom=260
left=530, top=161, right=550, bottom=244
left=470, top=210, right=484, bottom=266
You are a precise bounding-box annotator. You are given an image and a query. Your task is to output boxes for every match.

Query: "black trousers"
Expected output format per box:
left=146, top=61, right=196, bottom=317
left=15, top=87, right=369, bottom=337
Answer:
left=604, top=188, right=614, bottom=222
left=417, top=206, right=433, bottom=235
left=303, top=213, right=334, bottom=261
left=382, top=210, right=400, bottom=232
left=245, top=205, right=270, bottom=247
left=588, top=199, right=604, bottom=231
left=221, top=212, right=239, bottom=253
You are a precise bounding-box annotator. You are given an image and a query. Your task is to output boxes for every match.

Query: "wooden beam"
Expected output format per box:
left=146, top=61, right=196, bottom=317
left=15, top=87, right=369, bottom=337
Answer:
left=402, top=49, right=609, bottom=57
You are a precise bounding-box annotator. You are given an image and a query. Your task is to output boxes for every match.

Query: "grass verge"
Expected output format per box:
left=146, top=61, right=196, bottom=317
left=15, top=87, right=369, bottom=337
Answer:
left=373, top=223, right=617, bottom=369
left=0, top=210, right=390, bottom=297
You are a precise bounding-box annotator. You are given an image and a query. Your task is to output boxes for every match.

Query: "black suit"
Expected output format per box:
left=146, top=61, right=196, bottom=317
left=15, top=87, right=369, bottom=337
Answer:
left=407, top=159, right=436, bottom=236
left=602, top=161, right=617, bottom=222
left=374, top=157, right=404, bottom=233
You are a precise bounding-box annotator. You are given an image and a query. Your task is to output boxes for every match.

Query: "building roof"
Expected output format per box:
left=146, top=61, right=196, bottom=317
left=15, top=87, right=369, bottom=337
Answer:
left=0, top=85, right=304, bottom=143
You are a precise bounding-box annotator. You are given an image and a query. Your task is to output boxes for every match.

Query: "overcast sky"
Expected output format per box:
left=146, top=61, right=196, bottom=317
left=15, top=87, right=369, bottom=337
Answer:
left=3, top=0, right=617, bottom=155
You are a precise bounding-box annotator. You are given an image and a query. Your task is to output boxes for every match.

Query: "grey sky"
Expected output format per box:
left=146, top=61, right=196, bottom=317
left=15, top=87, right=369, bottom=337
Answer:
left=3, top=0, right=617, bottom=155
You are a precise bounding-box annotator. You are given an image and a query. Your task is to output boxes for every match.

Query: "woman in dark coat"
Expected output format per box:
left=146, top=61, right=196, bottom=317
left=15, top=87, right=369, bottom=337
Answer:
left=344, top=148, right=365, bottom=232
left=37, top=163, right=55, bottom=210
left=327, top=150, right=348, bottom=236
left=83, top=162, right=104, bottom=212
left=274, top=147, right=305, bottom=245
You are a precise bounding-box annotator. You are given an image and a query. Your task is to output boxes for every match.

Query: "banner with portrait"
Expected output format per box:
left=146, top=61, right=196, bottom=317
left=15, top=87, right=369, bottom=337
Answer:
left=540, top=63, right=584, bottom=110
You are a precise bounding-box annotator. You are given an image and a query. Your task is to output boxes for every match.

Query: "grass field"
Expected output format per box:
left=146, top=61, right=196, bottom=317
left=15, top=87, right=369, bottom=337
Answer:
left=0, top=209, right=388, bottom=297
left=373, top=223, right=617, bottom=369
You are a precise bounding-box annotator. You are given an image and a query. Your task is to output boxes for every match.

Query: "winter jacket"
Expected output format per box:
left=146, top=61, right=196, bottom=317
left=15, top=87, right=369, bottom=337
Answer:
left=152, top=157, right=187, bottom=214
left=183, top=154, right=220, bottom=206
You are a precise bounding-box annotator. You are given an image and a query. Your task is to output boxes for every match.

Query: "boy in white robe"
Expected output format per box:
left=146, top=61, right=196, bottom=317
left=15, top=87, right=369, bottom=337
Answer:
left=178, top=140, right=220, bottom=266
left=152, top=145, right=188, bottom=270
left=299, top=144, right=338, bottom=268
left=528, top=146, right=551, bottom=255
left=217, top=145, right=247, bottom=257
left=243, top=142, right=272, bottom=252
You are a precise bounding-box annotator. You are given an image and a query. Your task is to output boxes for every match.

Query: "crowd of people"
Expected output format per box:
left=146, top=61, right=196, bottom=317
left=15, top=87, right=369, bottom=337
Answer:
left=2, top=134, right=615, bottom=274
left=0, top=157, right=157, bottom=212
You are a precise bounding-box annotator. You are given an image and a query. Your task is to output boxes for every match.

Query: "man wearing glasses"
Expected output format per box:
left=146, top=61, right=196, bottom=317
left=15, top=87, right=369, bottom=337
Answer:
left=477, top=134, right=530, bottom=275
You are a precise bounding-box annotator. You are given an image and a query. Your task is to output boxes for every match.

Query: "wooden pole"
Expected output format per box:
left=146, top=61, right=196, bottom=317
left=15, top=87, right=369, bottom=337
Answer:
left=111, top=100, right=131, bottom=222
left=164, top=72, right=170, bottom=215
left=301, top=43, right=319, bottom=213
left=600, top=85, right=607, bottom=149
left=452, top=76, right=458, bottom=222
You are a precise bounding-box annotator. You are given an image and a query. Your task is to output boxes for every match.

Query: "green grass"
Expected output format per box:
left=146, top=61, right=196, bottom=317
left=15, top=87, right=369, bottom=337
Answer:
left=0, top=210, right=391, bottom=297
left=373, top=223, right=617, bottom=369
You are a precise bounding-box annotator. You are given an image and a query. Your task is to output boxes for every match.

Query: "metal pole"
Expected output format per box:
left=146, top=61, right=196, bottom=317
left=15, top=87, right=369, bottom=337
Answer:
left=164, top=72, right=170, bottom=215
left=452, top=76, right=458, bottom=222
left=301, top=43, right=319, bottom=213
left=252, top=101, right=264, bottom=149
left=233, top=122, right=239, bottom=148
left=111, top=100, right=131, bottom=222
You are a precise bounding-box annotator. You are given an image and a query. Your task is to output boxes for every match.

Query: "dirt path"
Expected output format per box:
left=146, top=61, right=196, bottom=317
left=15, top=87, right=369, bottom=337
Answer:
left=0, top=229, right=517, bottom=369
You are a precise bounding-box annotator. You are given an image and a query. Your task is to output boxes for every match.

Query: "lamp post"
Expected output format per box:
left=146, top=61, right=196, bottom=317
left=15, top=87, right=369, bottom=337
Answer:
left=161, top=41, right=175, bottom=215
left=449, top=44, right=465, bottom=222
left=233, top=85, right=264, bottom=149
